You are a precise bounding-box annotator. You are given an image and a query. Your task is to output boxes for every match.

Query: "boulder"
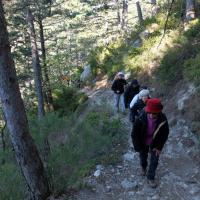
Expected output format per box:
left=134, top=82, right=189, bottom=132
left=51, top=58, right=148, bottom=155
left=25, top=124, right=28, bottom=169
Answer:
left=80, top=64, right=93, bottom=82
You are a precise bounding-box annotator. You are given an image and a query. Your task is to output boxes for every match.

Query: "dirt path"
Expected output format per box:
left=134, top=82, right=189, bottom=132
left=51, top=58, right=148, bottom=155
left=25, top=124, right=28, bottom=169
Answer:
left=69, top=83, right=200, bottom=200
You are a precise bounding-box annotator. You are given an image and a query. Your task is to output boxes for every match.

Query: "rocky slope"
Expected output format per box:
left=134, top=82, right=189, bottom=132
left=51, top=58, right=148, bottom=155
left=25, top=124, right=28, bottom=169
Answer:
left=55, top=78, right=200, bottom=200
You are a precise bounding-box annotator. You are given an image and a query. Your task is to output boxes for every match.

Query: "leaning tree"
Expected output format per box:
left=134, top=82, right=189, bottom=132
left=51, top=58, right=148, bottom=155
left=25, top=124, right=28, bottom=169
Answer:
left=0, top=1, right=50, bottom=199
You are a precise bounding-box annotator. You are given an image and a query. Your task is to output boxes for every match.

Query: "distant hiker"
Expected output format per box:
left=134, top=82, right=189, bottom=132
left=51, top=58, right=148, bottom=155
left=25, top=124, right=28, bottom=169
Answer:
left=124, top=79, right=140, bottom=109
left=130, top=89, right=150, bottom=122
left=131, top=98, right=169, bottom=188
left=111, top=72, right=127, bottom=113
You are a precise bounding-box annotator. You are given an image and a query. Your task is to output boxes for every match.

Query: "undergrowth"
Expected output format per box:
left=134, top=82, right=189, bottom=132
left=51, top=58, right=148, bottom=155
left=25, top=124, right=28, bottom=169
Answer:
left=0, top=106, right=127, bottom=199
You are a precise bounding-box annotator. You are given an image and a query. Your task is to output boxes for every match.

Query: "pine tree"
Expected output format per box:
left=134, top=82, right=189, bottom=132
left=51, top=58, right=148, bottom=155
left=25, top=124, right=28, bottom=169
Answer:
left=0, top=1, right=50, bottom=199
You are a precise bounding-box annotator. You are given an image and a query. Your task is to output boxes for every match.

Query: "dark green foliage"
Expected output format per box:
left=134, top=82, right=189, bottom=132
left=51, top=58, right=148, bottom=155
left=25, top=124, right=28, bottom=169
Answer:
left=0, top=130, right=26, bottom=200
left=155, top=20, right=200, bottom=87
left=52, top=87, right=88, bottom=116
left=0, top=163, right=26, bottom=200
left=47, top=111, right=127, bottom=193
left=155, top=47, right=184, bottom=85
left=0, top=108, right=127, bottom=198
left=29, top=112, right=68, bottom=147
left=88, top=38, right=130, bottom=78
left=183, top=53, right=200, bottom=85
left=87, top=15, right=163, bottom=79
left=142, top=16, right=157, bottom=27
left=184, top=22, right=200, bottom=39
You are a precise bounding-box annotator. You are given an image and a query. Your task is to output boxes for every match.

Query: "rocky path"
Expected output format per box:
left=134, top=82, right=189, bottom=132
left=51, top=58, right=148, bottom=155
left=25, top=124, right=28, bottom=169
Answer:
left=69, top=83, right=200, bottom=200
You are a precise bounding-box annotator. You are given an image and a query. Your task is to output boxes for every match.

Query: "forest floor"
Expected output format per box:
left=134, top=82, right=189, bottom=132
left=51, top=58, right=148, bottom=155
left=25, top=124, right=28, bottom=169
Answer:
left=57, top=77, right=200, bottom=200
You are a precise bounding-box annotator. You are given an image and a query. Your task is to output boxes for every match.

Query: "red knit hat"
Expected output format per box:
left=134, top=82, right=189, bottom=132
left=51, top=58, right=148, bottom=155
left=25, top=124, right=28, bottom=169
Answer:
left=145, top=98, right=163, bottom=113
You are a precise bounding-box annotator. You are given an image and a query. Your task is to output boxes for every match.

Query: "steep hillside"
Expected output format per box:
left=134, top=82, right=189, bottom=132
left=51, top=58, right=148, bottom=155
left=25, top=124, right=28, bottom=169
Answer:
left=65, top=8, right=200, bottom=199
left=2, top=1, right=200, bottom=199
left=54, top=78, right=200, bottom=200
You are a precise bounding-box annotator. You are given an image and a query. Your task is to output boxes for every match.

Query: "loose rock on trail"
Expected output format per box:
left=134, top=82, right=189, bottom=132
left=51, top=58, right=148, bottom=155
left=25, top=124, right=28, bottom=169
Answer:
left=66, top=81, right=200, bottom=200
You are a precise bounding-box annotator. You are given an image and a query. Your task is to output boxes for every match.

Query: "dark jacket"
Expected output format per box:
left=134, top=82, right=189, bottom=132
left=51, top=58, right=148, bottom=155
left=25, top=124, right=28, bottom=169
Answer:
left=130, top=99, right=146, bottom=122
left=111, top=79, right=127, bottom=94
left=124, top=85, right=140, bottom=108
left=131, top=110, right=169, bottom=152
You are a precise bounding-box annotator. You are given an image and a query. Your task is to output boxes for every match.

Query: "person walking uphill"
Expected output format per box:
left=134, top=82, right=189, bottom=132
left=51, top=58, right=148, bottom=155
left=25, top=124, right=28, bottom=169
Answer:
left=130, top=89, right=150, bottom=123
left=111, top=72, right=127, bottom=113
left=124, top=79, right=140, bottom=109
left=131, top=98, right=169, bottom=188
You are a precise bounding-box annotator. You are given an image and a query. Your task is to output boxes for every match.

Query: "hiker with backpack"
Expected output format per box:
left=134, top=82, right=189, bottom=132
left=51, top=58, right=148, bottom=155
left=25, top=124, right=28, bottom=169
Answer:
left=131, top=98, right=169, bottom=188
left=129, top=86, right=148, bottom=109
left=130, top=89, right=150, bottom=123
left=111, top=72, right=127, bottom=113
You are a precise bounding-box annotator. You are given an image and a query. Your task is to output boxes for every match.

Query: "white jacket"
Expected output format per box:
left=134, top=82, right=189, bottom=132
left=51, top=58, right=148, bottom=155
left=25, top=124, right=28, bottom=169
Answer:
left=130, top=94, right=139, bottom=108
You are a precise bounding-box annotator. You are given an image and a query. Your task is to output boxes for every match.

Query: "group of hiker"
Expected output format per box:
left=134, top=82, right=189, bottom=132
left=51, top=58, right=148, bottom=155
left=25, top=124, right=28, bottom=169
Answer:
left=111, top=72, right=169, bottom=188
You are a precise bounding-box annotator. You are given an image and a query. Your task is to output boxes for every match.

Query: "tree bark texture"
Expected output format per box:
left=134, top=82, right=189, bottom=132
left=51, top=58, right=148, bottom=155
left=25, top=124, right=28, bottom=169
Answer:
left=116, top=0, right=121, bottom=25
left=26, top=8, right=45, bottom=119
left=121, top=0, right=128, bottom=30
left=38, top=17, right=54, bottom=111
left=0, top=2, right=50, bottom=199
left=186, top=0, right=195, bottom=21
left=136, top=1, right=144, bottom=25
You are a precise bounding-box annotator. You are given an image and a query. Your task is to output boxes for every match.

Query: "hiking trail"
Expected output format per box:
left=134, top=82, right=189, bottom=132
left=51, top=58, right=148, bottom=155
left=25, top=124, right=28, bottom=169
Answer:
left=60, top=77, right=200, bottom=200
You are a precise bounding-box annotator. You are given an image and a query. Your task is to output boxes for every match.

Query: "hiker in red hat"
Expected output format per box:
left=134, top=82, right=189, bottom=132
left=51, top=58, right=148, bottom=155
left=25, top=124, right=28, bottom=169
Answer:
left=131, top=98, right=169, bottom=188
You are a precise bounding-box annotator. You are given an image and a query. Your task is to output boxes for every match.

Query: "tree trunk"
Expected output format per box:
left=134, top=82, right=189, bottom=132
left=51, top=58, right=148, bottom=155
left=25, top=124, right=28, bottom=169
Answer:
left=136, top=1, right=144, bottom=25
left=26, top=8, right=45, bottom=119
left=38, top=17, right=54, bottom=111
left=116, top=0, right=121, bottom=25
left=186, top=0, right=195, bottom=21
left=151, top=0, right=156, bottom=3
left=0, top=2, right=50, bottom=199
left=121, top=0, right=128, bottom=30
left=75, top=44, right=79, bottom=69
left=150, top=0, right=158, bottom=16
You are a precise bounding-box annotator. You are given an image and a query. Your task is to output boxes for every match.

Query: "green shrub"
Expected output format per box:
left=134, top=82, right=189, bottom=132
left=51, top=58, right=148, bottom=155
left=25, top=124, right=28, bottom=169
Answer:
left=29, top=112, right=68, bottom=148
left=155, top=27, right=200, bottom=86
left=27, top=108, right=127, bottom=194
left=155, top=47, right=183, bottom=85
left=143, top=17, right=157, bottom=27
left=183, top=53, right=200, bottom=85
left=88, top=38, right=128, bottom=78
left=184, top=19, right=200, bottom=39
left=0, top=160, right=26, bottom=200
left=52, top=87, right=88, bottom=116
left=47, top=110, right=127, bottom=193
left=157, top=0, right=183, bottom=29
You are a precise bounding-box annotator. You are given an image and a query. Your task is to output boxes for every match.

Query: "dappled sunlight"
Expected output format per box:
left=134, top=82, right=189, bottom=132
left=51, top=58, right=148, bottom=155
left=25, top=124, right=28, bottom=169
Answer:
left=2, top=0, right=200, bottom=199
left=94, top=75, right=110, bottom=90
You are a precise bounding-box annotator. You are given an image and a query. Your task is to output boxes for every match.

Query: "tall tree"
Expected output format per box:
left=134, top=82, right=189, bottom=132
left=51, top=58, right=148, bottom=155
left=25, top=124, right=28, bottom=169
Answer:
left=136, top=1, right=143, bottom=25
left=34, top=0, right=54, bottom=111
left=38, top=16, right=54, bottom=111
left=121, top=0, right=128, bottom=30
left=26, top=8, right=45, bottom=119
left=0, top=1, right=50, bottom=199
left=116, top=0, right=121, bottom=25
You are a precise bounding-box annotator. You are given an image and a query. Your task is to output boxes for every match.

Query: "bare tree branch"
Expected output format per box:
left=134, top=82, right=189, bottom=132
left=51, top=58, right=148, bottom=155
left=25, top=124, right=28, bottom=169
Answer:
left=158, top=0, right=175, bottom=47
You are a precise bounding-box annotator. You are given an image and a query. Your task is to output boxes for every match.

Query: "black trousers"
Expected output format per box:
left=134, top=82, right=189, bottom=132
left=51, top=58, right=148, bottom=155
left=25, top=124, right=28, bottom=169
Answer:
left=139, top=145, right=159, bottom=180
